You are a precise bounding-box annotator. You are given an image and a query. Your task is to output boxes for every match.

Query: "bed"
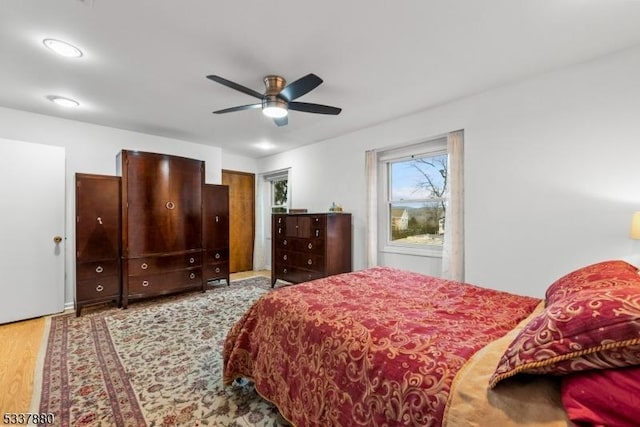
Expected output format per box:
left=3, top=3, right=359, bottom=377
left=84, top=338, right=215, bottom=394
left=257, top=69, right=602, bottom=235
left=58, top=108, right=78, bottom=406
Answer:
left=223, top=262, right=640, bottom=426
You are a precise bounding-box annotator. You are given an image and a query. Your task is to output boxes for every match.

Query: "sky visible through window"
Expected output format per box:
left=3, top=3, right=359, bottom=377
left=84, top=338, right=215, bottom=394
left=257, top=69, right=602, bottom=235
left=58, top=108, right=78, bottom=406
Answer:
left=391, top=155, right=447, bottom=201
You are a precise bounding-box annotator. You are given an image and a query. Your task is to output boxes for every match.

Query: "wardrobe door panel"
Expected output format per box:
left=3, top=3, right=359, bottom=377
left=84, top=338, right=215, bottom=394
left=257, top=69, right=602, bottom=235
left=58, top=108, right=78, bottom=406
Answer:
left=76, top=175, right=120, bottom=261
left=125, top=152, right=171, bottom=255
left=169, top=156, right=203, bottom=252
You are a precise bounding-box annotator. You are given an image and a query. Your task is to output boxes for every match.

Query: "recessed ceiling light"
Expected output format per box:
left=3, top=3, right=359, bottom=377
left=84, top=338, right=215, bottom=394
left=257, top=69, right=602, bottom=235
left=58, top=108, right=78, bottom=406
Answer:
left=49, top=96, right=80, bottom=108
left=42, top=38, right=83, bottom=58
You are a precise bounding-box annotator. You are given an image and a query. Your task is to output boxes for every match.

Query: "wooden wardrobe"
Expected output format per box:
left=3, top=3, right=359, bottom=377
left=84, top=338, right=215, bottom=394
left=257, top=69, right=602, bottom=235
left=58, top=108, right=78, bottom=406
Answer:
left=117, top=150, right=204, bottom=308
left=75, top=173, right=122, bottom=316
left=203, top=184, right=230, bottom=285
left=75, top=150, right=231, bottom=313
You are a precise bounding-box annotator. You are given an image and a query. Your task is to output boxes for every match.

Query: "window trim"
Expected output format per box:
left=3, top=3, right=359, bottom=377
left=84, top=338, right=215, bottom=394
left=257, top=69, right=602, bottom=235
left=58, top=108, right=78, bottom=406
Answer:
left=378, top=137, right=447, bottom=258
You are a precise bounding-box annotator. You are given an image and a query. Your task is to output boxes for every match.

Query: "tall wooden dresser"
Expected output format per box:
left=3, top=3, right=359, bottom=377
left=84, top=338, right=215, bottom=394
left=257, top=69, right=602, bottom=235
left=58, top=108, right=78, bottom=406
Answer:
left=203, top=184, right=230, bottom=285
left=117, top=150, right=204, bottom=308
left=271, top=213, right=352, bottom=287
left=75, top=173, right=121, bottom=316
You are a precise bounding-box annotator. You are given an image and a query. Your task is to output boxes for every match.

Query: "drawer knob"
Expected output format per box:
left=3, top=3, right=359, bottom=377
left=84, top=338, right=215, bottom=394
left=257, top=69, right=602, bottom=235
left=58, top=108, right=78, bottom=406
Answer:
left=215, top=267, right=221, bottom=273
left=190, top=273, right=196, bottom=279
left=215, top=215, right=219, bottom=222
left=95, top=266, right=104, bottom=273
left=96, top=284, right=104, bottom=292
left=97, top=216, right=103, bottom=225
left=308, top=243, right=313, bottom=249
left=283, top=254, right=287, bottom=260
left=283, top=268, right=287, bottom=273
left=215, top=253, right=221, bottom=259
left=166, top=201, right=175, bottom=210
left=307, top=259, right=313, bottom=265
left=142, top=280, right=149, bottom=287
left=189, top=257, right=195, bottom=264
left=141, top=263, right=148, bottom=270
left=283, top=239, right=288, bottom=246
left=315, top=230, right=320, bottom=237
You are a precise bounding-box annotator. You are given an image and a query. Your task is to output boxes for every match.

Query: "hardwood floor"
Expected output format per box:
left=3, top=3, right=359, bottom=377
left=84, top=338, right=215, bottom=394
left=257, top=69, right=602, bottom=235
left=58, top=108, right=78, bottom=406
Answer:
left=0, top=270, right=270, bottom=415
left=0, top=316, right=45, bottom=414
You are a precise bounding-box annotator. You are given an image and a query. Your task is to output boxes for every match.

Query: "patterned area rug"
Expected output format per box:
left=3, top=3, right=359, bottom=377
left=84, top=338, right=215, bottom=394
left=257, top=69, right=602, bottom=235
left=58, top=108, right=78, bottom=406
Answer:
left=32, top=276, right=287, bottom=426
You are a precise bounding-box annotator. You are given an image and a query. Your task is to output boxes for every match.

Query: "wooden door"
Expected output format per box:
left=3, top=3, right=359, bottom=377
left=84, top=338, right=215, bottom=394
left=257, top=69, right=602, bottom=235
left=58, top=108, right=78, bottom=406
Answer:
left=222, top=170, right=255, bottom=273
left=0, top=138, right=65, bottom=323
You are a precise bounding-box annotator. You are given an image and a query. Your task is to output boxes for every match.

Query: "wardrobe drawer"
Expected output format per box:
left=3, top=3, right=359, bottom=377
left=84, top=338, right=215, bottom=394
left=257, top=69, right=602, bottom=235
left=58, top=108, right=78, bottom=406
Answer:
left=127, top=252, right=202, bottom=276
left=77, top=259, right=120, bottom=280
left=76, top=276, right=120, bottom=300
left=204, top=249, right=229, bottom=264
left=204, top=263, right=229, bottom=280
left=127, top=267, right=202, bottom=295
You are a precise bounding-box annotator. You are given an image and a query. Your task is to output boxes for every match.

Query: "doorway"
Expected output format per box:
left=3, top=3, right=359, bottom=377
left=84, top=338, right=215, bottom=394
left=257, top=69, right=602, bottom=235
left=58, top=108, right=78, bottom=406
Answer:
left=222, top=170, right=255, bottom=273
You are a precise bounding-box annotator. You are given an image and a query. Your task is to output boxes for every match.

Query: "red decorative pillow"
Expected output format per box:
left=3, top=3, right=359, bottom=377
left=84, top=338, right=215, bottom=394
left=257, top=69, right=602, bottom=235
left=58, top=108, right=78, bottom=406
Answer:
left=545, top=260, right=639, bottom=306
left=489, top=284, right=640, bottom=388
left=561, top=366, right=640, bottom=426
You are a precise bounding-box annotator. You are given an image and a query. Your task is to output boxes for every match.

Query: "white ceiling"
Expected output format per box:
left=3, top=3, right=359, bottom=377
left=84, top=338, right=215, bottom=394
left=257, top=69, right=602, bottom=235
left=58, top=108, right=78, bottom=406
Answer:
left=1, top=1, right=640, bottom=158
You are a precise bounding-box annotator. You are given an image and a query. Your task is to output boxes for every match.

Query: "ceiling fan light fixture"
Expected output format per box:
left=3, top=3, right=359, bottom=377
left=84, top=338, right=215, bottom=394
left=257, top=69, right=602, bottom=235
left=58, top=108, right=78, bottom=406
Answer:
left=262, top=97, right=288, bottom=118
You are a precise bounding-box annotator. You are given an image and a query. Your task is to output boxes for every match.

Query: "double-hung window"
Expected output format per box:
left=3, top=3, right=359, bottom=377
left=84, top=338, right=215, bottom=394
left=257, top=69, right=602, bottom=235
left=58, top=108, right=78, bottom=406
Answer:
left=379, top=137, right=448, bottom=257
left=264, top=169, right=289, bottom=213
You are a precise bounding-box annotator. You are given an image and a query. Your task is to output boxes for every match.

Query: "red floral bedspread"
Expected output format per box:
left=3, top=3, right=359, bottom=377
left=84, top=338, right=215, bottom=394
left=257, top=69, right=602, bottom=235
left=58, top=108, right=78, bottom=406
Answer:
left=223, top=267, right=539, bottom=426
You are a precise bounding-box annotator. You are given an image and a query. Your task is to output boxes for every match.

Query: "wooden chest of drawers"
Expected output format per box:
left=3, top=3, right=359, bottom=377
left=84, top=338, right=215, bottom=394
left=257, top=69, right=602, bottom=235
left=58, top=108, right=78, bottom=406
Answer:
left=271, top=213, right=351, bottom=287
left=203, top=184, right=230, bottom=285
left=75, top=173, right=121, bottom=316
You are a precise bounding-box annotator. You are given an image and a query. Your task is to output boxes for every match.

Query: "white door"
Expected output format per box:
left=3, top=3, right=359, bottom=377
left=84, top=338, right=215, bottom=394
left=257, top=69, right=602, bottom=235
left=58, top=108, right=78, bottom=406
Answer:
left=0, top=138, right=65, bottom=323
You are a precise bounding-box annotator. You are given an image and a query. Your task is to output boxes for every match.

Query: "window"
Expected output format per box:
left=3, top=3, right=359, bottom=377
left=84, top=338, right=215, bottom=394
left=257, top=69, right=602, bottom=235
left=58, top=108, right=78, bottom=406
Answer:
left=264, top=169, right=290, bottom=213
left=271, top=178, right=288, bottom=213
left=379, top=137, right=448, bottom=256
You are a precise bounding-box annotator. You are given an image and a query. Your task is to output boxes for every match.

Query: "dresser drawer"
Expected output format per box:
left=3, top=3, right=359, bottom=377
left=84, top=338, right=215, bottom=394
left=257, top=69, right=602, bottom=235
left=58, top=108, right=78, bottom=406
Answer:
left=274, top=249, right=296, bottom=267
left=76, top=275, right=120, bottom=300
left=127, top=252, right=202, bottom=276
left=273, top=266, right=324, bottom=284
left=292, top=238, right=324, bottom=253
left=77, top=259, right=120, bottom=280
left=296, top=253, right=324, bottom=271
left=127, top=267, right=202, bottom=295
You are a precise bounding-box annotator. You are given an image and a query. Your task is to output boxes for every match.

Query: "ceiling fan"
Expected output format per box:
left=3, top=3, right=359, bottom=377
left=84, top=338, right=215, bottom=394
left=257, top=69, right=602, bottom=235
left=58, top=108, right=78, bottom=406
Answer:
left=206, top=73, right=342, bottom=126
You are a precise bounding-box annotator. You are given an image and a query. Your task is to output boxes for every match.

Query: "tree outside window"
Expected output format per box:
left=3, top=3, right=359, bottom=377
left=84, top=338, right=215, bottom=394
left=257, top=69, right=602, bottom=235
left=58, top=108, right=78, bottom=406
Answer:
left=272, top=179, right=288, bottom=213
left=388, top=153, right=447, bottom=246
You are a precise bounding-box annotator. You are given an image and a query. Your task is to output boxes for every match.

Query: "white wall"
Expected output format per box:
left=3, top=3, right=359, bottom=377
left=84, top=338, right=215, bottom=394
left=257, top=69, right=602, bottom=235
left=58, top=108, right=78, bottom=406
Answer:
left=0, top=107, right=256, bottom=308
left=257, top=45, right=640, bottom=297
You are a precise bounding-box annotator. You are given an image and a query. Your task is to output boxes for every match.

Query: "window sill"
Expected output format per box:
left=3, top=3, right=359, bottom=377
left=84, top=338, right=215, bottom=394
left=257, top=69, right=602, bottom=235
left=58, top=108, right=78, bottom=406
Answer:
left=381, top=244, right=443, bottom=258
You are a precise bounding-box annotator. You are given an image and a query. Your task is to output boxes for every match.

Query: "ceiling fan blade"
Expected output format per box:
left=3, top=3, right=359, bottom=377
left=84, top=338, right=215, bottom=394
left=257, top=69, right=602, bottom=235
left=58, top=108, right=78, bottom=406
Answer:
left=279, top=73, right=323, bottom=101
left=206, top=75, right=264, bottom=99
left=212, top=103, right=261, bottom=114
left=289, top=101, right=342, bottom=115
left=274, top=116, right=288, bottom=127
